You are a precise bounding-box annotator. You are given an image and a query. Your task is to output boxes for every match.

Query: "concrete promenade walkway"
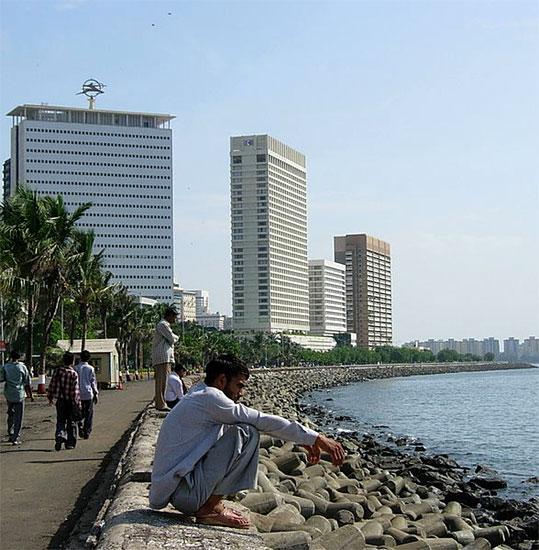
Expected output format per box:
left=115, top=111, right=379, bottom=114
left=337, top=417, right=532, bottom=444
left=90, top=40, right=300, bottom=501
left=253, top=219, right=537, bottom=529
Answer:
left=0, top=378, right=154, bottom=550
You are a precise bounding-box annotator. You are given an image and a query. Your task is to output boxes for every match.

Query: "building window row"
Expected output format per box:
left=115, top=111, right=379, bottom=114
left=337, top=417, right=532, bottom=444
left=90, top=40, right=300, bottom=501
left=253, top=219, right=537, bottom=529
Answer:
left=26, top=149, right=170, bottom=160
left=28, top=179, right=170, bottom=191
left=82, top=212, right=170, bottom=219
left=26, top=169, right=170, bottom=179
left=26, top=127, right=170, bottom=140
left=34, top=189, right=170, bottom=200
left=25, top=138, right=170, bottom=150
left=96, top=242, right=171, bottom=249
left=78, top=223, right=169, bottom=230
left=27, top=159, right=169, bottom=170
left=63, top=201, right=170, bottom=210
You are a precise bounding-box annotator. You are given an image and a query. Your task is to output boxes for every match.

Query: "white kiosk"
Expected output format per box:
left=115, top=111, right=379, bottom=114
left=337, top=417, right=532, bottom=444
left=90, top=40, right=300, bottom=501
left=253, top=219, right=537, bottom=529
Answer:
left=57, top=339, right=120, bottom=389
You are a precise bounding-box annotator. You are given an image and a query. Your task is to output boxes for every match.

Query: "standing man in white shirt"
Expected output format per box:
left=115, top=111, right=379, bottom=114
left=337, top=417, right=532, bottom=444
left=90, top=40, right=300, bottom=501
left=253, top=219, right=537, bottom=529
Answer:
left=74, top=350, right=99, bottom=439
left=149, top=354, right=345, bottom=529
left=151, top=308, right=179, bottom=411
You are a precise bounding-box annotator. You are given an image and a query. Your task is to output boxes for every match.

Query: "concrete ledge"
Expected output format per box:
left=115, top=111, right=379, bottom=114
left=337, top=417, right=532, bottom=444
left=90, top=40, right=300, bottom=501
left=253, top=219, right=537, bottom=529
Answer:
left=119, top=411, right=161, bottom=484
left=97, top=482, right=266, bottom=549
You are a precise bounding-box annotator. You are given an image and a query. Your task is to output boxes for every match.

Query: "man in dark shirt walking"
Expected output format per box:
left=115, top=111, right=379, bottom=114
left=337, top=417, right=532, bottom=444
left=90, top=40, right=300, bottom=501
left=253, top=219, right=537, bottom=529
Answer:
left=47, top=352, right=81, bottom=451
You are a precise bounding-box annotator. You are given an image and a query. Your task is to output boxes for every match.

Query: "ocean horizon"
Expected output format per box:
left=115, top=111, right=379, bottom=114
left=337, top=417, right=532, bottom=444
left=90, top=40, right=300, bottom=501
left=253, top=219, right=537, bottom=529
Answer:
left=305, top=366, right=539, bottom=501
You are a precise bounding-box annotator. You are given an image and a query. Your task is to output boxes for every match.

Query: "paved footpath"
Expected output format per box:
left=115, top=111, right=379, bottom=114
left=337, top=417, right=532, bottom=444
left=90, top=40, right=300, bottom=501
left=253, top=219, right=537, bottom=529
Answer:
left=0, top=378, right=154, bottom=550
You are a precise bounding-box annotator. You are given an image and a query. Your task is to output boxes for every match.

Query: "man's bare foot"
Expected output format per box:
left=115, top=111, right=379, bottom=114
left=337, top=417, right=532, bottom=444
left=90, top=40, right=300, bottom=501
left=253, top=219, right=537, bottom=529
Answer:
left=196, top=507, right=250, bottom=529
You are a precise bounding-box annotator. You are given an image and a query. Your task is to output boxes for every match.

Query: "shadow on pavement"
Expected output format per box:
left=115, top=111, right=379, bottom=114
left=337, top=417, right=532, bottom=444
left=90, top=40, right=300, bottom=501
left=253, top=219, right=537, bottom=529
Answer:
left=28, top=458, right=102, bottom=464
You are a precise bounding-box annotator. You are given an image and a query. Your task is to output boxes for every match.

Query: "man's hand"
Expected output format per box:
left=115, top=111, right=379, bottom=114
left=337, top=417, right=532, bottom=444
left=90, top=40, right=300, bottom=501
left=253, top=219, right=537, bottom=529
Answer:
left=93, top=395, right=98, bottom=405
left=304, top=435, right=346, bottom=467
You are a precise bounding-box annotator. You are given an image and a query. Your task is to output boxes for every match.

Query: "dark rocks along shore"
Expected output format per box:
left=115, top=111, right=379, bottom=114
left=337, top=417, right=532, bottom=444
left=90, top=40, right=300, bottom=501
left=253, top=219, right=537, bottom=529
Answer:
left=235, top=363, right=539, bottom=549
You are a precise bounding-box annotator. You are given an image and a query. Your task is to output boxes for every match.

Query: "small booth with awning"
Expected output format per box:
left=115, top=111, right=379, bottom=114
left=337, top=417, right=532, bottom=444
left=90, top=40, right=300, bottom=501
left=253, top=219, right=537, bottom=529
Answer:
left=56, top=339, right=120, bottom=389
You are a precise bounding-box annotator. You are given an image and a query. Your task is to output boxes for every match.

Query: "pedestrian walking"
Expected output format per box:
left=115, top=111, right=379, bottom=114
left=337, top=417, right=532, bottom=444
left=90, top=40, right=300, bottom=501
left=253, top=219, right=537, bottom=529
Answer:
left=47, top=352, right=81, bottom=451
left=151, top=307, right=179, bottom=411
left=74, top=350, right=99, bottom=439
left=0, top=350, right=33, bottom=445
left=165, top=364, right=188, bottom=409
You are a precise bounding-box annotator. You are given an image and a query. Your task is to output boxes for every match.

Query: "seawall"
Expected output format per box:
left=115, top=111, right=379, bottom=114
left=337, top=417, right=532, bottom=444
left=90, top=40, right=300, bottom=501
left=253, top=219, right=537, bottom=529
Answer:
left=93, top=362, right=537, bottom=549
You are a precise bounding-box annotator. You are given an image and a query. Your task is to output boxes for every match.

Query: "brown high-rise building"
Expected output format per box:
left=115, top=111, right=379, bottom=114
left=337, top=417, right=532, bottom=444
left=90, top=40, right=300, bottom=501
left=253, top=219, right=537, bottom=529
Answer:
left=334, top=234, right=392, bottom=348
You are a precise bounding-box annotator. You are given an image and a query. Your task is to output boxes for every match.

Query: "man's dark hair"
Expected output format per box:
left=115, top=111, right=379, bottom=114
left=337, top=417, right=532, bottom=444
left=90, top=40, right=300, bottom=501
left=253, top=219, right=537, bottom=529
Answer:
left=9, top=350, right=21, bottom=361
left=80, top=350, right=91, bottom=362
left=63, top=352, right=75, bottom=367
left=164, top=307, right=178, bottom=319
left=205, top=354, right=250, bottom=385
left=174, top=364, right=187, bottom=374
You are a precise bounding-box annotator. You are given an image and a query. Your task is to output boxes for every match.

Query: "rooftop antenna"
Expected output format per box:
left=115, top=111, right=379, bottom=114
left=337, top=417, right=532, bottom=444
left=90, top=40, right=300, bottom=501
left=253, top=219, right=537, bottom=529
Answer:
left=77, top=79, right=105, bottom=110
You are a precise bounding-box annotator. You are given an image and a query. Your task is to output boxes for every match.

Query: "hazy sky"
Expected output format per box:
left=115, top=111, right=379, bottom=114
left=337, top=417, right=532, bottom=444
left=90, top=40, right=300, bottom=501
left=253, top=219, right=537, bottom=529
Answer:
left=1, top=0, right=538, bottom=344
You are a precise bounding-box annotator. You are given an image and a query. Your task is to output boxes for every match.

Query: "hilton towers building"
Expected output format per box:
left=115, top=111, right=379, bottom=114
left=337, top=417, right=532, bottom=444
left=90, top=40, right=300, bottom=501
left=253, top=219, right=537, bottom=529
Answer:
left=6, top=104, right=174, bottom=302
left=230, top=135, right=309, bottom=332
left=334, top=234, right=392, bottom=348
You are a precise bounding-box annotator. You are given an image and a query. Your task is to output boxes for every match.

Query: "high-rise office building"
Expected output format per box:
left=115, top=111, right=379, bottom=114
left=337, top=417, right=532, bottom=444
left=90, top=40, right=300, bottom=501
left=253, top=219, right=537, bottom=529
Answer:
left=230, top=135, right=309, bottom=332
left=334, top=233, right=392, bottom=347
left=7, top=104, right=174, bottom=301
left=308, top=259, right=346, bottom=336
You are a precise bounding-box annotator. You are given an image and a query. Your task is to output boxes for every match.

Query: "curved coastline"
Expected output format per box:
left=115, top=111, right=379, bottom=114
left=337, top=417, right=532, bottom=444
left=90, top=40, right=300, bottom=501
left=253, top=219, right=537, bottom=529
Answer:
left=240, top=361, right=538, bottom=549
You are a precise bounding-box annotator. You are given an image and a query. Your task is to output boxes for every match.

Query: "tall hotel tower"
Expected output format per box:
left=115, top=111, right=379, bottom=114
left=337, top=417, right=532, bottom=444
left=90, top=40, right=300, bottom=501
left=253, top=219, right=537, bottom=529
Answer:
left=334, top=234, right=392, bottom=347
left=6, top=104, right=174, bottom=301
left=230, top=135, right=309, bottom=332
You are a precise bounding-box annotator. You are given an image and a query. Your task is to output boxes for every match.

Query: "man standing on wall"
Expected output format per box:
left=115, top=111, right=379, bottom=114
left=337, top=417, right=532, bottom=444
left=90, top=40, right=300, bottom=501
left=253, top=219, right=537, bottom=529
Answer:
left=151, top=307, right=179, bottom=411
left=74, top=350, right=99, bottom=439
left=0, top=350, right=33, bottom=445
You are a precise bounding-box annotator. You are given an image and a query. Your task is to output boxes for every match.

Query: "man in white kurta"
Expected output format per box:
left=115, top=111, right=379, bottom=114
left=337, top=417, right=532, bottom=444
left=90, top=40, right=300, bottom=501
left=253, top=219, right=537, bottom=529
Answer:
left=149, top=354, right=345, bottom=529
left=151, top=308, right=179, bottom=411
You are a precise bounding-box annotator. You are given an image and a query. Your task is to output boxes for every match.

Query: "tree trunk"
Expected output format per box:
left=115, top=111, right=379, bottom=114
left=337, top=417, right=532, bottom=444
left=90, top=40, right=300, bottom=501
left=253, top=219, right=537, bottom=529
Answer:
left=80, top=304, right=88, bottom=352
left=39, top=286, right=62, bottom=377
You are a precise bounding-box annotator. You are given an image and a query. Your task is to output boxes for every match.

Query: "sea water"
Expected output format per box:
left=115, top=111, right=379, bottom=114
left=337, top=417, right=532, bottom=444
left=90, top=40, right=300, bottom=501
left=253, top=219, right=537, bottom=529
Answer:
left=306, top=367, right=539, bottom=500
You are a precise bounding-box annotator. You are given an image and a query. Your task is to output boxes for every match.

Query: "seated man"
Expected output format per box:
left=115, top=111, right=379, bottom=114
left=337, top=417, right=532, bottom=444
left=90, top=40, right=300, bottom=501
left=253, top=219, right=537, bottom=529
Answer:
left=164, top=364, right=188, bottom=409
left=149, top=354, right=345, bottom=529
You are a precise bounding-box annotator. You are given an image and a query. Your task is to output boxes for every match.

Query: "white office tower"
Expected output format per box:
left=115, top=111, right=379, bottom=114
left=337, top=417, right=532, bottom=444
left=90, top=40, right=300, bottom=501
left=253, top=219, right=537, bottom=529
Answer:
left=7, top=104, right=174, bottom=302
left=230, top=135, right=309, bottom=332
left=308, top=260, right=346, bottom=336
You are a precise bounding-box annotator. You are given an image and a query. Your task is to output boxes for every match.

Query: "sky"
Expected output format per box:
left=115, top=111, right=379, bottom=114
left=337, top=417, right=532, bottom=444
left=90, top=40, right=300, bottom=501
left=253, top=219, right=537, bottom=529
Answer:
left=1, top=0, right=538, bottom=345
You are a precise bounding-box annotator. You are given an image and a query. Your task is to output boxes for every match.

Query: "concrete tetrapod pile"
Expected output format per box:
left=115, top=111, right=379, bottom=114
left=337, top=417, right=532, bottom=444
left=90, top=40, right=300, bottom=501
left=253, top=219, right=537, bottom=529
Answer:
left=235, top=365, right=538, bottom=550
left=94, top=363, right=537, bottom=550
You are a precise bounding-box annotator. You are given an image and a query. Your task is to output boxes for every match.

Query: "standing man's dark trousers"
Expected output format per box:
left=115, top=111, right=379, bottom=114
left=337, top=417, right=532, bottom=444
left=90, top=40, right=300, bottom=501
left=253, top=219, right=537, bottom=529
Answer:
left=78, top=399, right=94, bottom=439
left=55, top=399, right=78, bottom=449
left=153, top=362, right=172, bottom=410
left=7, top=401, right=24, bottom=443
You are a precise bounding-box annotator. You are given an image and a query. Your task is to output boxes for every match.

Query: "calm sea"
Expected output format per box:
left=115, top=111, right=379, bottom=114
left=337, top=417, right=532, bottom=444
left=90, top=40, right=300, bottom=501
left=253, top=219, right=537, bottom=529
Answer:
left=306, top=367, right=539, bottom=500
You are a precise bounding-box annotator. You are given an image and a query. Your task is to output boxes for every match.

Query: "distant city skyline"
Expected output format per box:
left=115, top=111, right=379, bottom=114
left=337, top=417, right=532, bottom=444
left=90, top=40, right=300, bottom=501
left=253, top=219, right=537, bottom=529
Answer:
left=1, top=1, right=537, bottom=344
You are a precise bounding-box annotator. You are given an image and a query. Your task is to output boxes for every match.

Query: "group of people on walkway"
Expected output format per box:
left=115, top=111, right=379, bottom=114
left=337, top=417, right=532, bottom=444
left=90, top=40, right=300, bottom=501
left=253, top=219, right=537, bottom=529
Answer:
left=1, top=349, right=98, bottom=450
left=47, top=350, right=99, bottom=450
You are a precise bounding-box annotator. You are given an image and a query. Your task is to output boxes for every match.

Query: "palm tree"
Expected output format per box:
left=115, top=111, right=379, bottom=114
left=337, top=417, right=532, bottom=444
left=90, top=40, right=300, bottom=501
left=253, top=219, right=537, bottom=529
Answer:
left=37, top=195, right=91, bottom=373
left=0, top=189, right=52, bottom=381
left=67, top=231, right=107, bottom=351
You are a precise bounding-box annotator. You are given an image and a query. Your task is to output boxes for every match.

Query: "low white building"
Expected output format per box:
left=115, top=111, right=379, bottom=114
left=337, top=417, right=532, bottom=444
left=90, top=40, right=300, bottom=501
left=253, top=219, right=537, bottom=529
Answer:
left=287, top=334, right=337, bottom=352
left=57, top=338, right=120, bottom=389
left=197, top=312, right=226, bottom=330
